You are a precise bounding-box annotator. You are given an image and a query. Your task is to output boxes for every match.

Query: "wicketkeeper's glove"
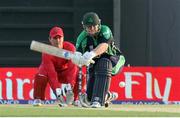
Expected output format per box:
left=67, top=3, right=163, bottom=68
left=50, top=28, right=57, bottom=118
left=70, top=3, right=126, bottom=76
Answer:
left=61, top=84, right=74, bottom=105
left=56, top=88, right=67, bottom=107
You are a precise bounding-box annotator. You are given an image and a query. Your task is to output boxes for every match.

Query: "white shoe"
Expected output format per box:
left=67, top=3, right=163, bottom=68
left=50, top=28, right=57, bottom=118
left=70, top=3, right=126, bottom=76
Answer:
left=91, top=101, right=101, bottom=108
left=66, top=90, right=74, bottom=105
left=33, top=99, right=42, bottom=106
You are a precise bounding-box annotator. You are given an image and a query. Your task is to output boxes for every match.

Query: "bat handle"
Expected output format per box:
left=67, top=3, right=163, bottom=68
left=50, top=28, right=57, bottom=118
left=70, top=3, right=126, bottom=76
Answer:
left=90, top=59, right=95, bottom=64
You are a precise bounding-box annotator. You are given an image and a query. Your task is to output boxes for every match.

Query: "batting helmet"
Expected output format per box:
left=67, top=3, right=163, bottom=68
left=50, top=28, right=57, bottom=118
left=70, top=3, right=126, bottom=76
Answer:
left=82, top=12, right=101, bottom=26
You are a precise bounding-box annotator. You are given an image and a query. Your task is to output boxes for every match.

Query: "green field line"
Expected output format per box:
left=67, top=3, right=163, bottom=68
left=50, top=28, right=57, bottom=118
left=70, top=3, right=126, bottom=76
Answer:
left=0, top=104, right=180, bottom=117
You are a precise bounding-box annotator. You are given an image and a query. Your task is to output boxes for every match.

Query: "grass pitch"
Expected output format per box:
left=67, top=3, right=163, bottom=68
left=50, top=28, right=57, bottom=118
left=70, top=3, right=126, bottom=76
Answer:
left=0, top=104, right=180, bottom=117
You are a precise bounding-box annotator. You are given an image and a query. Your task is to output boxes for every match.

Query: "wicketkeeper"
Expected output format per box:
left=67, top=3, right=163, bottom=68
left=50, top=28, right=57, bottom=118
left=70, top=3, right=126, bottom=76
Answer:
left=75, top=12, right=126, bottom=108
left=33, top=26, right=86, bottom=107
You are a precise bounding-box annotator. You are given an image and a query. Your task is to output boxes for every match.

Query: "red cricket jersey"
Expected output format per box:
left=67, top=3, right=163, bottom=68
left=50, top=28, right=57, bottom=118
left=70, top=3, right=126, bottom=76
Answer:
left=37, top=41, right=78, bottom=89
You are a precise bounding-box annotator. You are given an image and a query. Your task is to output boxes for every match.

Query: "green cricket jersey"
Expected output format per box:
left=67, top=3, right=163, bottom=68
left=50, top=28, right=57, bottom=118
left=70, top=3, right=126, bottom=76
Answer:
left=76, top=25, right=125, bottom=75
left=76, top=25, right=121, bottom=56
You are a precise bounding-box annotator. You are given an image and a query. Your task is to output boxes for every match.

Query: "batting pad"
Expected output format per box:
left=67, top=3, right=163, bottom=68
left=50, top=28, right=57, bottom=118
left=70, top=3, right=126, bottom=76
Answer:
left=91, top=58, right=112, bottom=106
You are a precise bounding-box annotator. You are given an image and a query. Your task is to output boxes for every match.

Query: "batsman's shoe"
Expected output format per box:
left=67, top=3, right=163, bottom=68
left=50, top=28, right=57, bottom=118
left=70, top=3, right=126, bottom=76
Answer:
left=33, top=99, right=42, bottom=106
left=66, top=90, right=74, bottom=105
left=91, top=101, right=102, bottom=108
left=57, top=95, right=68, bottom=107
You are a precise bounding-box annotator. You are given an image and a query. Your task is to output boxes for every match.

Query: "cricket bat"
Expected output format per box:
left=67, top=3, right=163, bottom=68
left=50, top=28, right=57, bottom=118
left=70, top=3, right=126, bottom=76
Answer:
left=30, top=40, right=95, bottom=64
left=30, top=40, right=74, bottom=60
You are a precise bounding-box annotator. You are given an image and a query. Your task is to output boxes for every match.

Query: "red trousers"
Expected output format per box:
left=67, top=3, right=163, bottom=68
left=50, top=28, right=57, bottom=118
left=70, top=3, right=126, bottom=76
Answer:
left=33, top=71, right=86, bottom=100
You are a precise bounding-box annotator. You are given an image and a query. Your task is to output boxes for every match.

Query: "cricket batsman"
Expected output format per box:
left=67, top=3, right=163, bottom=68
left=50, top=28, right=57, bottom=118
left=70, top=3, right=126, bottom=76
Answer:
left=75, top=12, right=126, bottom=108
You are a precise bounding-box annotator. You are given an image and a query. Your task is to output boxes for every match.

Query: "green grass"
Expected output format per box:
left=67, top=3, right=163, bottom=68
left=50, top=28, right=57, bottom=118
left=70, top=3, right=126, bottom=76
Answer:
left=0, top=104, right=180, bottom=117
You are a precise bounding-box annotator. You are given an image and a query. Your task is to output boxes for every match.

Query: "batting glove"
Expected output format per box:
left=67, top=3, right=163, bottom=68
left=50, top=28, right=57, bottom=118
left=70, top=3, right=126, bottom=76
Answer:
left=81, top=51, right=96, bottom=66
left=71, top=52, right=83, bottom=66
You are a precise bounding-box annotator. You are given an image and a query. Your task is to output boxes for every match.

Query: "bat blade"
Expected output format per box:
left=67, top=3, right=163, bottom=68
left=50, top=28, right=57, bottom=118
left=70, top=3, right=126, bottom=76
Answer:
left=30, top=40, right=73, bottom=60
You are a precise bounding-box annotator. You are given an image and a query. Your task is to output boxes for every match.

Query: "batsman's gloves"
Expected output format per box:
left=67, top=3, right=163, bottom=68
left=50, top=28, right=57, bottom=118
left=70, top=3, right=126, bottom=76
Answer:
left=71, top=51, right=94, bottom=66
left=82, top=51, right=96, bottom=66
left=71, top=52, right=83, bottom=66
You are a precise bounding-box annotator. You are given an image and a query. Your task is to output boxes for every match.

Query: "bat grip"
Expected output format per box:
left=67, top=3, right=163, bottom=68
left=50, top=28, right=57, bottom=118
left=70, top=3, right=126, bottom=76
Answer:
left=90, top=59, right=95, bottom=64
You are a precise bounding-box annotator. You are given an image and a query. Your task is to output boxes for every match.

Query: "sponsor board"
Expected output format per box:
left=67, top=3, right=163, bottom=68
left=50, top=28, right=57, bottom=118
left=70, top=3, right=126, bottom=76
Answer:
left=0, top=99, right=56, bottom=104
left=0, top=67, right=180, bottom=104
left=111, top=67, right=180, bottom=102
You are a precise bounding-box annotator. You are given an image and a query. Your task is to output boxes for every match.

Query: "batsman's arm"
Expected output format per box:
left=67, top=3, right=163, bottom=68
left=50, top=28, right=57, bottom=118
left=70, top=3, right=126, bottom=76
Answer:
left=92, top=43, right=108, bottom=56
